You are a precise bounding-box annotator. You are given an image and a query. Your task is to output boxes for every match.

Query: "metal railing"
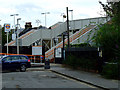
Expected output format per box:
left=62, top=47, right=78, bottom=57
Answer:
left=0, top=53, right=44, bottom=63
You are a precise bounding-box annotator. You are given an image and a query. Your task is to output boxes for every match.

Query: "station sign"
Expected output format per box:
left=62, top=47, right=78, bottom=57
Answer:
left=4, top=23, right=11, bottom=32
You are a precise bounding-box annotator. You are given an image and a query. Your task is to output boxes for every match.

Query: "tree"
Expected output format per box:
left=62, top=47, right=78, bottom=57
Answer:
left=2, top=27, right=13, bottom=46
left=93, top=1, right=120, bottom=61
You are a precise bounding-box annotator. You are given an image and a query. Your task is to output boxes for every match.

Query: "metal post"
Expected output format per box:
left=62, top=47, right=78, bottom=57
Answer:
left=62, top=33, right=65, bottom=60
left=10, top=14, right=19, bottom=34
left=45, top=14, right=46, bottom=27
left=41, top=29, right=42, bottom=46
left=41, top=12, right=50, bottom=27
left=14, top=16, right=15, bottom=33
left=17, top=20, right=19, bottom=54
left=0, top=24, right=2, bottom=53
left=34, top=56, right=35, bottom=63
left=7, top=32, right=8, bottom=54
left=17, top=18, right=21, bottom=54
left=66, top=7, right=70, bottom=48
left=51, top=39, right=52, bottom=48
left=62, top=33, right=65, bottom=50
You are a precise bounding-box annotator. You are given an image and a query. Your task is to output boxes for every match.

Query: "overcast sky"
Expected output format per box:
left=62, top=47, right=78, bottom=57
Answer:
left=0, top=0, right=107, bottom=28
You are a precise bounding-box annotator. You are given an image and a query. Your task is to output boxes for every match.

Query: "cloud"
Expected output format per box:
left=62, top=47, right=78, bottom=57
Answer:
left=0, top=0, right=107, bottom=28
left=15, top=3, right=42, bottom=14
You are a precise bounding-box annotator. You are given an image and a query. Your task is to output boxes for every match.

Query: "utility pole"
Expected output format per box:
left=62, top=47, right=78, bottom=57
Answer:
left=66, top=7, right=70, bottom=48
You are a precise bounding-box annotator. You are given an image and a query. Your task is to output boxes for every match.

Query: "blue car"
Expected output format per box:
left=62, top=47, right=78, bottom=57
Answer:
left=0, top=55, right=31, bottom=72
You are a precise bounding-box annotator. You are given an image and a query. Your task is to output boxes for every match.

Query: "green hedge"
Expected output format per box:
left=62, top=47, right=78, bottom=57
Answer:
left=101, top=60, right=119, bottom=79
left=63, top=54, right=97, bottom=70
left=71, top=43, right=91, bottom=48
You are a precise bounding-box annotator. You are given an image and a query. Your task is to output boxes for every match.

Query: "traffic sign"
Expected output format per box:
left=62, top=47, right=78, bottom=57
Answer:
left=4, top=23, right=11, bottom=32
left=40, top=56, right=44, bottom=60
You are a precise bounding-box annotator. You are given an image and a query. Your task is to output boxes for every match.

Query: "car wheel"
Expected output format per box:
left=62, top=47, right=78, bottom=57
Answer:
left=20, top=65, right=26, bottom=72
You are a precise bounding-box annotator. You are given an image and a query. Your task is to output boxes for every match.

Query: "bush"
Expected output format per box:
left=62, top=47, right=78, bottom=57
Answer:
left=101, top=60, right=119, bottom=79
left=63, top=54, right=77, bottom=68
left=63, top=55, right=97, bottom=71
left=71, top=43, right=91, bottom=48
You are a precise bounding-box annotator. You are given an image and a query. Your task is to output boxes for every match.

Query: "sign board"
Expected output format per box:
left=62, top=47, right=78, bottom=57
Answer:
left=4, top=23, right=11, bottom=32
left=32, top=46, right=42, bottom=55
left=55, top=48, right=62, bottom=58
left=40, top=56, right=44, bottom=60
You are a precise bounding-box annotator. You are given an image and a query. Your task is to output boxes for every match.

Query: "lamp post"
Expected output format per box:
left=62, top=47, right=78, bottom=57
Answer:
left=17, top=18, right=21, bottom=54
left=69, top=9, right=74, bottom=35
left=10, top=14, right=19, bottom=34
left=41, top=12, right=50, bottom=27
left=0, top=20, right=2, bottom=53
left=68, top=10, right=73, bottom=20
left=61, top=13, right=66, bottom=22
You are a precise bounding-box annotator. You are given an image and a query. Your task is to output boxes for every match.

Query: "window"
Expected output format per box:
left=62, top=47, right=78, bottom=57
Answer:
left=2, top=57, right=12, bottom=61
left=20, top=56, right=27, bottom=60
left=11, top=56, right=20, bottom=61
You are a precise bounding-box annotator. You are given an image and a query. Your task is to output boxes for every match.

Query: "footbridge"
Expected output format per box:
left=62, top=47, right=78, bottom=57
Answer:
left=7, top=17, right=108, bottom=59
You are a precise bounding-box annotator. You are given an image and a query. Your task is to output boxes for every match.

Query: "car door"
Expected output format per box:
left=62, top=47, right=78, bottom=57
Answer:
left=10, top=56, right=20, bottom=69
left=2, top=56, right=12, bottom=70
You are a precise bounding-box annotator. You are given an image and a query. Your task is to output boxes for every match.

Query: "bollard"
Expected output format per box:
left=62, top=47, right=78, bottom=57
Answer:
left=44, top=59, right=50, bottom=69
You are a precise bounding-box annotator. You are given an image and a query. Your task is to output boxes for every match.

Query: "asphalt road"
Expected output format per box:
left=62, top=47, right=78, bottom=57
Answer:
left=2, top=69, right=97, bottom=89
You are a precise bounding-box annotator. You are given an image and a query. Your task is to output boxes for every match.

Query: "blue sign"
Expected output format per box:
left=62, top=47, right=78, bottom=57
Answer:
left=4, top=23, right=11, bottom=32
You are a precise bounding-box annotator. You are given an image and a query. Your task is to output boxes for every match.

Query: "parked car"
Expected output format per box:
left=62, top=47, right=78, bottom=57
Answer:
left=0, top=55, right=31, bottom=72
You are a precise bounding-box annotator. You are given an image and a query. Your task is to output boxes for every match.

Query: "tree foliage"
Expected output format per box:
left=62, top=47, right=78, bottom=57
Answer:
left=93, top=1, right=120, bottom=61
left=2, top=27, right=13, bottom=46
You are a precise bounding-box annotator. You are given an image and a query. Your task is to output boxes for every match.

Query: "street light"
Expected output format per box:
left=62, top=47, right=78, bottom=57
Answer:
left=68, top=10, right=73, bottom=20
left=69, top=9, right=74, bottom=35
left=41, top=12, right=50, bottom=27
left=17, top=18, right=21, bottom=54
left=61, top=13, right=66, bottom=22
left=10, top=14, right=19, bottom=34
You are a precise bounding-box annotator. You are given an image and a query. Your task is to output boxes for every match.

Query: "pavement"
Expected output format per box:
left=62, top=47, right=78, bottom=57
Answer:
left=30, top=63, right=120, bottom=90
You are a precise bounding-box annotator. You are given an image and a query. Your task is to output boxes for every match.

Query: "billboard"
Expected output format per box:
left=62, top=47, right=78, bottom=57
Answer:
left=32, top=46, right=42, bottom=55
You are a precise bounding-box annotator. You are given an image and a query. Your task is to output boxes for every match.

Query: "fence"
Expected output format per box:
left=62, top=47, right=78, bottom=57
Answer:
left=2, top=46, right=32, bottom=54
left=65, top=47, right=99, bottom=59
left=0, top=53, right=44, bottom=63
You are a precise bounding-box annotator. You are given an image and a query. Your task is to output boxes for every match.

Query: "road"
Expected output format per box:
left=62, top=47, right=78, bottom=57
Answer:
left=2, top=69, right=97, bottom=89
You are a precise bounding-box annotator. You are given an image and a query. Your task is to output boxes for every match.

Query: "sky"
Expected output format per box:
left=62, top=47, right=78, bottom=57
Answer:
left=0, top=0, right=107, bottom=28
